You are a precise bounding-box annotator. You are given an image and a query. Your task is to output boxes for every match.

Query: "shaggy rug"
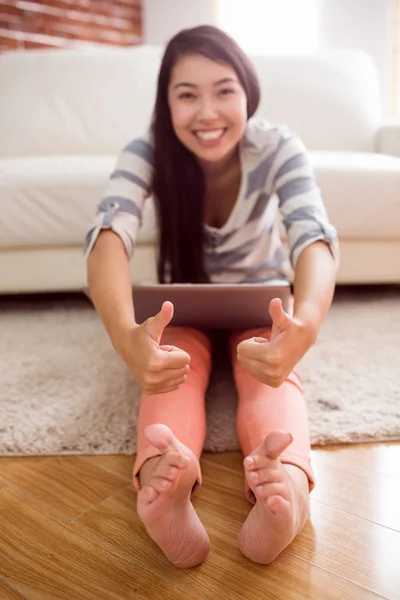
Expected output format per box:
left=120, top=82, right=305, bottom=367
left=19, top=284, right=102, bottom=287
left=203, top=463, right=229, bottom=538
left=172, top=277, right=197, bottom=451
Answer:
left=1, top=287, right=399, bottom=456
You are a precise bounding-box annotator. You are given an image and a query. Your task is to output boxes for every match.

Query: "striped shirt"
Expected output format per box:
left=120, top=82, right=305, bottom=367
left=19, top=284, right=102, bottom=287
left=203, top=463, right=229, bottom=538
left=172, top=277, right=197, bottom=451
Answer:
left=84, top=118, right=339, bottom=282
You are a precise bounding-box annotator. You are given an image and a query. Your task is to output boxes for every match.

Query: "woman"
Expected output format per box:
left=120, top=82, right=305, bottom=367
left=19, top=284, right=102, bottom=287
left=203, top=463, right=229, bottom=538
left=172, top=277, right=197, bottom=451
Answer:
left=85, top=25, right=339, bottom=568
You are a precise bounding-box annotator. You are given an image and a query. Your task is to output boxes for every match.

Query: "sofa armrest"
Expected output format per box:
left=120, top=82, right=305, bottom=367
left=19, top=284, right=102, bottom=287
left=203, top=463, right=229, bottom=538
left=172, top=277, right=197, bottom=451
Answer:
left=377, top=118, right=400, bottom=157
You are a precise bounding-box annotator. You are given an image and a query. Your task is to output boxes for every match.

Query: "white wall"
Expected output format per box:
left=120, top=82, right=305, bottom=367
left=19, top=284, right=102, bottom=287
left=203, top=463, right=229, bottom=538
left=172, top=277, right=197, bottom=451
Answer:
left=216, top=0, right=319, bottom=55
left=318, top=0, right=396, bottom=115
left=142, top=0, right=396, bottom=115
left=143, top=0, right=217, bottom=45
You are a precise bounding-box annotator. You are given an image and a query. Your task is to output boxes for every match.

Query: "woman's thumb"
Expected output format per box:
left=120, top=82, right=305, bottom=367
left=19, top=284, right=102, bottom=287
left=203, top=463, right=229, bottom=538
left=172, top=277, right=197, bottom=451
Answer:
left=145, top=301, right=174, bottom=342
left=269, top=298, right=290, bottom=339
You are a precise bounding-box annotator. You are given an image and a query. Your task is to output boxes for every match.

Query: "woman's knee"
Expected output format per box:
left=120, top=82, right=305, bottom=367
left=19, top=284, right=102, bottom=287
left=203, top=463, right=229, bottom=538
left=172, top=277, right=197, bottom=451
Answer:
left=228, top=327, right=272, bottom=363
left=161, top=326, right=212, bottom=373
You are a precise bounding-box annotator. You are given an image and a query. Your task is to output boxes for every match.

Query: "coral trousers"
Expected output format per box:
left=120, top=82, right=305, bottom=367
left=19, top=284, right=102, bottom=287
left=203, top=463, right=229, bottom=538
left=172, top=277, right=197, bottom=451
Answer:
left=133, top=325, right=316, bottom=501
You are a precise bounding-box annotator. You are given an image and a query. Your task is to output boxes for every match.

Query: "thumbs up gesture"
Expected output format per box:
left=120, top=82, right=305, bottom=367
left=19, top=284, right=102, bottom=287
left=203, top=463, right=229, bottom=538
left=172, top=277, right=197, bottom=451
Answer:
left=118, top=301, right=191, bottom=395
left=236, top=298, right=316, bottom=388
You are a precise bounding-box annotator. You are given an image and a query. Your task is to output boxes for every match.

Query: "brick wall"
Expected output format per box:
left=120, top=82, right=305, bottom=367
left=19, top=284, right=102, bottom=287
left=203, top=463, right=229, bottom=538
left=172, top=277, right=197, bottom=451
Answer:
left=0, top=0, right=142, bottom=51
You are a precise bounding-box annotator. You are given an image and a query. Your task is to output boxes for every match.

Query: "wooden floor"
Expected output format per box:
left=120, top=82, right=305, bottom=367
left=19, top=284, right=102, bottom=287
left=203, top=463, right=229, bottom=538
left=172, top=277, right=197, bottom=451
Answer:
left=0, top=442, right=400, bottom=600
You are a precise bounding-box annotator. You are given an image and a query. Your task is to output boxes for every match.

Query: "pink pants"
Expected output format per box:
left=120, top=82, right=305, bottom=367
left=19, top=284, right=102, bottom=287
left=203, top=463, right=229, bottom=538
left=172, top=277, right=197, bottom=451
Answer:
left=133, top=326, right=316, bottom=501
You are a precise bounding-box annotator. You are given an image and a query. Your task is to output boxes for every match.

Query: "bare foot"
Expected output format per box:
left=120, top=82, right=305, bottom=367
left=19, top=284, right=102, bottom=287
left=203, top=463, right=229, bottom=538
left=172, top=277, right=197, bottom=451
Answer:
left=136, top=424, right=210, bottom=568
left=238, top=430, right=310, bottom=564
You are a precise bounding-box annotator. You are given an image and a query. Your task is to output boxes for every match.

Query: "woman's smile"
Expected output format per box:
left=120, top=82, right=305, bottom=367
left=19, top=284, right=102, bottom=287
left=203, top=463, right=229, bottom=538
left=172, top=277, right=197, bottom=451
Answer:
left=193, top=128, right=227, bottom=146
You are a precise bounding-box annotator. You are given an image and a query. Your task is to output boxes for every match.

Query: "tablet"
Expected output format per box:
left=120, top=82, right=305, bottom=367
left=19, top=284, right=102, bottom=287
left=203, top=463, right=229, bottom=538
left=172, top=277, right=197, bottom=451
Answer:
left=131, top=281, right=291, bottom=329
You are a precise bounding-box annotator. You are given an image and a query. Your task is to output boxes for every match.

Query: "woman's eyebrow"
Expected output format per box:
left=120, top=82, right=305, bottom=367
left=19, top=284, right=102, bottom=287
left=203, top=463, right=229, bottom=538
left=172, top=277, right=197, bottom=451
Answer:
left=173, top=81, right=197, bottom=89
left=173, top=77, right=238, bottom=90
left=214, top=77, right=238, bottom=86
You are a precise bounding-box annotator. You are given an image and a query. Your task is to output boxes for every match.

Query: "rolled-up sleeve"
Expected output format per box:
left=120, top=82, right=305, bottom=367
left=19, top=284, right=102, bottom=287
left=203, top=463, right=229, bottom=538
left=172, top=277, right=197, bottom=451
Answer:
left=83, top=135, right=154, bottom=260
left=273, top=131, right=339, bottom=270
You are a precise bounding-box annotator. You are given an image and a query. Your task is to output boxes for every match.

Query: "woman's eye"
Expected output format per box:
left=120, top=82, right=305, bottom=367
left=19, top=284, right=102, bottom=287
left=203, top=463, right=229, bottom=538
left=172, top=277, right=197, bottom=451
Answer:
left=178, top=92, right=195, bottom=100
left=219, top=88, right=234, bottom=96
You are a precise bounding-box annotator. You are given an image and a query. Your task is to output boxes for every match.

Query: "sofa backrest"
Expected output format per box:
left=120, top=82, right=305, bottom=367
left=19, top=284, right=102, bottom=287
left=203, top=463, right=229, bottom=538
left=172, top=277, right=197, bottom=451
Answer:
left=252, top=51, right=382, bottom=152
left=0, top=45, right=382, bottom=157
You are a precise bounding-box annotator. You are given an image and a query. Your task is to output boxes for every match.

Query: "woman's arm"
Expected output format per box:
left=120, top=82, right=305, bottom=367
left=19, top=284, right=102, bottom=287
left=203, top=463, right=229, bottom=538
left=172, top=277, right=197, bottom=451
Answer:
left=293, top=240, right=337, bottom=339
left=87, top=230, right=138, bottom=354
left=84, top=134, right=154, bottom=349
left=236, top=241, right=337, bottom=387
left=87, top=229, right=191, bottom=394
left=236, top=127, right=339, bottom=385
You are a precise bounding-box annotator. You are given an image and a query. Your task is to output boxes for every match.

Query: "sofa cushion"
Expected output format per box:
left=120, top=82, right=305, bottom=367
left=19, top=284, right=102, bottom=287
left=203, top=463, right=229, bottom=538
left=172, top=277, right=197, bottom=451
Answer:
left=310, top=151, right=400, bottom=238
left=0, top=46, right=163, bottom=158
left=0, top=156, right=157, bottom=248
left=252, top=51, right=382, bottom=152
left=0, top=47, right=381, bottom=158
left=1, top=151, right=399, bottom=249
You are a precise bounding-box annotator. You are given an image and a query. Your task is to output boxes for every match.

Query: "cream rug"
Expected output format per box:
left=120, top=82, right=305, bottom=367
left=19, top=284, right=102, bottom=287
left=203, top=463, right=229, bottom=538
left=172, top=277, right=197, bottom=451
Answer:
left=1, top=287, right=399, bottom=456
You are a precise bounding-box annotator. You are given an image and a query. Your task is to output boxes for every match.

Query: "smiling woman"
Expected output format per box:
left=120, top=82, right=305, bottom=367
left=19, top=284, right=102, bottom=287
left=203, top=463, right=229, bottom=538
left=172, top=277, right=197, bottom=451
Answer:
left=149, top=27, right=261, bottom=284
left=84, top=23, right=339, bottom=570
left=167, top=55, right=248, bottom=169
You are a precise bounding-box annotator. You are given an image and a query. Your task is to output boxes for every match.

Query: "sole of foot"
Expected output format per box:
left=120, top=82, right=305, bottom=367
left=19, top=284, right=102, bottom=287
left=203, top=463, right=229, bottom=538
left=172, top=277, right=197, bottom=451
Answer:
left=137, top=424, right=210, bottom=568
left=238, top=430, right=310, bottom=564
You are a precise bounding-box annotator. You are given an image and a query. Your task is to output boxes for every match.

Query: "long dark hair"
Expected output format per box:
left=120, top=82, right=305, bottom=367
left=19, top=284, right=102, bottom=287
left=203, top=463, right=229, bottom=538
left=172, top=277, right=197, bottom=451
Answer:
left=151, top=25, right=260, bottom=283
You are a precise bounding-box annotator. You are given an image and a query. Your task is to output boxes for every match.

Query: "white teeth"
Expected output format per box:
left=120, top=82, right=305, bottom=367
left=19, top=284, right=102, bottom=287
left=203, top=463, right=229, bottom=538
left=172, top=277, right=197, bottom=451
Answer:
left=195, top=129, right=224, bottom=141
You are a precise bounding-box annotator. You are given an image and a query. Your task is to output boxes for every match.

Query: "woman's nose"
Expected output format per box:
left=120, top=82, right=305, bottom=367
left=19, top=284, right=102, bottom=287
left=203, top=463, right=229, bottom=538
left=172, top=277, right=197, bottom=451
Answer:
left=197, top=99, right=218, bottom=120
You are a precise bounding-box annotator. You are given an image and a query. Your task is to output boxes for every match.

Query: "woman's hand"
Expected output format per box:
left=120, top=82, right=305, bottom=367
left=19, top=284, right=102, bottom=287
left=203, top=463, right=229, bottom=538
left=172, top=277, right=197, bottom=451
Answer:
left=117, top=301, right=191, bottom=395
left=236, top=298, right=317, bottom=387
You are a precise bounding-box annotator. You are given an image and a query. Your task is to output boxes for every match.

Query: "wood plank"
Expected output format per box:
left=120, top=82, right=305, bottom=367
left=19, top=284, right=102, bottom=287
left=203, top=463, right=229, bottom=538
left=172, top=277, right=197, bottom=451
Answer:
left=81, top=454, right=133, bottom=482
left=0, top=445, right=398, bottom=599
left=290, top=500, right=400, bottom=599
left=0, top=486, right=203, bottom=600
left=0, top=579, right=27, bottom=600
left=198, top=460, right=400, bottom=598
left=203, top=517, right=384, bottom=600
left=0, top=456, right=128, bottom=519
left=197, top=459, right=250, bottom=528
left=201, top=450, right=244, bottom=474
left=202, top=442, right=400, bottom=479
left=76, top=485, right=382, bottom=600
left=203, top=444, right=400, bottom=531
left=311, top=450, right=400, bottom=531
left=314, top=442, right=400, bottom=479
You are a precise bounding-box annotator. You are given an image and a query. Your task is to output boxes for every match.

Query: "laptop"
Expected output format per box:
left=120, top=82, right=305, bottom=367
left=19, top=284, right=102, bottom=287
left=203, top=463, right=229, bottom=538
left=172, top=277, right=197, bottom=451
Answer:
left=131, top=281, right=291, bottom=329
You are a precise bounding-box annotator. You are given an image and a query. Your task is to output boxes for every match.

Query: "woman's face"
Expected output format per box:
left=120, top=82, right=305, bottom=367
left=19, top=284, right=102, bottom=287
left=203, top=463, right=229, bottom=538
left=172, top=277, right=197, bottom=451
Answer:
left=168, top=53, right=248, bottom=167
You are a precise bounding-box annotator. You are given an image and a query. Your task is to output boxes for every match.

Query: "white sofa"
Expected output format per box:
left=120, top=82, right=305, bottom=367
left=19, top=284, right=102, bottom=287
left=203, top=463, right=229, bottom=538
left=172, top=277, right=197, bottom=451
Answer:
left=1, top=45, right=399, bottom=293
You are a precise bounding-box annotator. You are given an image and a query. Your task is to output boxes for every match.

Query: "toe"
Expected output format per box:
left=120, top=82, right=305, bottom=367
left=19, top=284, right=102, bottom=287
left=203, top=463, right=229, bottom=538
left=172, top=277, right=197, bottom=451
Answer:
left=153, top=463, right=180, bottom=481
left=250, top=468, right=281, bottom=486
left=246, top=430, right=293, bottom=464
left=144, top=426, right=191, bottom=468
left=160, top=451, right=189, bottom=469
left=144, top=424, right=178, bottom=452
left=256, top=482, right=287, bottom=501
left=139, top=484, right=159, bottom=505
left=150, top=477, right=173, bottom=493
left=266, top=495, right=291, bottom=518
left=258, top=430, right=293, bottom=460
left=244, top=455, right=276, bottom=472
